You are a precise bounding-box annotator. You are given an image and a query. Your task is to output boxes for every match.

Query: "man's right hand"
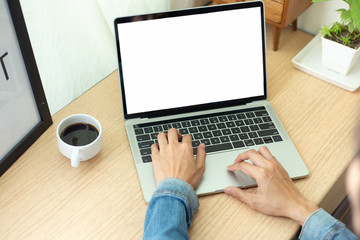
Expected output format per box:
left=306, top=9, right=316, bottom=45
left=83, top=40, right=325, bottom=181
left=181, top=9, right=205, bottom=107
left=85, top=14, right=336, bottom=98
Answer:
left=225, top=146, right=319, bottom=226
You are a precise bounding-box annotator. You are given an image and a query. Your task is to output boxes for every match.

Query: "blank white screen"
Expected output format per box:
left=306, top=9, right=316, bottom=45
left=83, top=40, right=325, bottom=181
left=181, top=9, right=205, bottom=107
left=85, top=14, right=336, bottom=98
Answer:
left=117, top=7, right=265, bottom=115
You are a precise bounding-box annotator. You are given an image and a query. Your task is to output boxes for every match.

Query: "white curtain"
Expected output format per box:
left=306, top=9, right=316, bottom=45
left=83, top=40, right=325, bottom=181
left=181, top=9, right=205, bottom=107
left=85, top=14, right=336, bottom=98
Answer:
left=20, top=0, right=209, bottom=114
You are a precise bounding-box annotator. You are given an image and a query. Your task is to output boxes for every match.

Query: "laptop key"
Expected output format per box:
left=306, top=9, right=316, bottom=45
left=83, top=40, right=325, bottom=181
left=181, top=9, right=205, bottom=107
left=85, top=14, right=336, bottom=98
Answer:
left=245, top=139, right=255, bottom=146
left=198, top=126, right=207, bottom=132
left=259, top=123, right=275, bottom=130
left=244, top=119, right=254, bottom=125
left=144, top=127, right=153, bottom=133
left=248, top=132, right=258, bottom=138
left=207, top=124, right=217, bottom=130
left=227, top=115, right=237, bottom=120
left=213, top=130, right=222, bottom=137
left=153, top=126, right=163, bottom=132
left=273, top=135, right=283, bottom=142
left=151, top=133, right=158, bottom=139
left=255, top=110, right=269, bottom=117
left=218, top=116, right=227, bottom=122
left=216, top=123, right=226, bottom=129
left=191, top=120, right=201, bottom=126
left=239, top=133, right=249, bottom=140
left=189, top=127, right=198, bottom=133
left=209, top=117, right=219, bottom=123
left=140, top=148, right=152, bottom=156
left=200, top=119, right=210, bottom=125
left=226, top=122, right=235, bottom=128
left=253, top=118, right=263, bottom=124
left=233, top=141, right=245, bottom=148
left=230, top=134, right=240, bottom=141
left=179, top=128, right=189, bottom=135
left=263, top=137, right=273, bottom=143
left=194, top=133, right=203, bottom=140
left=231, top=127, right=241, bottom=134
left=220, top=136, right=230, bottom=143
left=250, top=125, right=260, bottom=131
left=205, top=143, right=233, bottom=153
left=134, top=128, right=144, bottom=135
left=136, top=134, right=151, bottom=142
left=203, top=131, right=213, bottom=138
left=221, top=129, right=232, bottom=135
left=240, top=126, right=250, bottom=132
left=246, top=112, right=255, bottom=118
left=139, top=141, right=154, bottom=149
left=236, top=113, right=246, bottom=119
left=163, top=124, right=172, bottom=130
left=254, top=138, right=264, bottom=145
left=142, top=156, right=152, bottom=163
left=201, top=139, right=211, bottom=145
left=262, top=116, right=272, bottom=122
left=172, top=122, right=182, bottom=129
left=182, top=121, right=191, bottom=127
left=192, top=140, right=201, bottom=147
left=258, top=129, right=279, bottom=137
left=210, top=137, right=221, bottom=144
left=235, top=120, right=245, bottom=126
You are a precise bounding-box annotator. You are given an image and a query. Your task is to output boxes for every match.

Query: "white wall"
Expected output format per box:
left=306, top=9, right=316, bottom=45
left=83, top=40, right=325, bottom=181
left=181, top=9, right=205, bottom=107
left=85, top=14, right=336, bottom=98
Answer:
left=20, top=0, right=119, bottom=115
left=20, top=0, right=209, bottom=115
left=298, top=0, right=348, bottom=35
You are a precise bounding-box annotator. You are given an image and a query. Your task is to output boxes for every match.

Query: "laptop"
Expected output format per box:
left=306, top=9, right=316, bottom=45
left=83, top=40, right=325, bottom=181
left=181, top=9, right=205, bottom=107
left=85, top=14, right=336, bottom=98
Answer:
left=114, top=1, right=309, bottom=202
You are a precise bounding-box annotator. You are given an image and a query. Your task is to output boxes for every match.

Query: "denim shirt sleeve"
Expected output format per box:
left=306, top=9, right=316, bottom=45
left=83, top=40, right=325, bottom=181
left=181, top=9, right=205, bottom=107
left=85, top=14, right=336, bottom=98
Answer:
left=299, top=208, right=358, bottom=240
left=143, top=178, right=199, bottom=240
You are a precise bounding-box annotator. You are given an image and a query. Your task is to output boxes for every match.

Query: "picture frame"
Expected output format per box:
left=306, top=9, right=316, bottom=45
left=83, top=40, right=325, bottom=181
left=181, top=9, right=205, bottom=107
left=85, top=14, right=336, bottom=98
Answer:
left=0, top=0, right=52, bottom=176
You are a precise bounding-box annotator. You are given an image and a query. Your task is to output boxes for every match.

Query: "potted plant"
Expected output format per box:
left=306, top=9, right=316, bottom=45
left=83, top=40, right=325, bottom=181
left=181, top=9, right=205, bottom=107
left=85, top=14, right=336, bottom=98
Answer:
left=313, top=0, right=360, bottom=75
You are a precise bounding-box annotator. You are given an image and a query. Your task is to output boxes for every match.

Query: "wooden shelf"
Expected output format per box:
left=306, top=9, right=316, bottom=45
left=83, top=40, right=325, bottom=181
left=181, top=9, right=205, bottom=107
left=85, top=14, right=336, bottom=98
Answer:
left=211, top=0, right=312, bottom=51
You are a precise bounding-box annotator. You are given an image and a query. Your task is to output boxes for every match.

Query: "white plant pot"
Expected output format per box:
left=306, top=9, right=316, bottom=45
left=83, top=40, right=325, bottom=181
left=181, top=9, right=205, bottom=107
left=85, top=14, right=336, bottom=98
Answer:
left=321, top=36, right=360, bottom=75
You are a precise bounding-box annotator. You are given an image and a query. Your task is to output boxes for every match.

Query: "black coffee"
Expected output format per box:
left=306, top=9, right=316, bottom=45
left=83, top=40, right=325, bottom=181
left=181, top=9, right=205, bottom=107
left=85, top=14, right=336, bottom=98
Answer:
left=60, top=123, right=99, bottom=146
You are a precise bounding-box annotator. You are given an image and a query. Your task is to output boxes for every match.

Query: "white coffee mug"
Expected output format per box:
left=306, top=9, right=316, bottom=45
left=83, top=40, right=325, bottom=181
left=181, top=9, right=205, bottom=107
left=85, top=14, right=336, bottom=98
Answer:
left=56, top=114, right=102, bottom=167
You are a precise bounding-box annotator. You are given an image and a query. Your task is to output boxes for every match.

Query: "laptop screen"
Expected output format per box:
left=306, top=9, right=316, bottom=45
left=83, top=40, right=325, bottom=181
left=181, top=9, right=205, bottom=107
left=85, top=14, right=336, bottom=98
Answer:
left=115, top=2, right=266, bottom=119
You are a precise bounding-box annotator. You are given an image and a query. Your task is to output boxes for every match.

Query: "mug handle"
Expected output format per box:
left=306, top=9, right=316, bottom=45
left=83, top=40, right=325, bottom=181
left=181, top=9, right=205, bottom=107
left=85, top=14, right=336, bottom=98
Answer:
left=71, top=149, right=80, bottom=167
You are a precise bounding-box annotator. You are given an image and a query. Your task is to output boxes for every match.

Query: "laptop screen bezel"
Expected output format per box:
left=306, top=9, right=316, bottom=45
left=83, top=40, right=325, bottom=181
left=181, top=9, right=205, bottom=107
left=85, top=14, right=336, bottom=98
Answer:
left=114, top=1, right=267, bottom=120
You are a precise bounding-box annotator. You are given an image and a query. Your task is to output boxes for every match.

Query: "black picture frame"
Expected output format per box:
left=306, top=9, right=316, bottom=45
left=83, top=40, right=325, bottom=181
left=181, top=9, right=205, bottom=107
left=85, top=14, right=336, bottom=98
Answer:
left=0, top=0, right=52, bottom=176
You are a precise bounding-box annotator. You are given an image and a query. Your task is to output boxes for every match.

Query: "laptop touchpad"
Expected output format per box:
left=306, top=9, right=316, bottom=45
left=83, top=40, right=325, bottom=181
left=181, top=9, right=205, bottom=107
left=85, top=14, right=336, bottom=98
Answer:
left=196, top=149, right=257, bottom=195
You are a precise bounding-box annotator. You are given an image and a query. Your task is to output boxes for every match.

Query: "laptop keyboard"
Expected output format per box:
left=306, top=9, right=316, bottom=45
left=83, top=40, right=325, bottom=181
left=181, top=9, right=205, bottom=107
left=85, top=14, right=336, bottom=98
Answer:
left=133, top=106, right=283, bottom=163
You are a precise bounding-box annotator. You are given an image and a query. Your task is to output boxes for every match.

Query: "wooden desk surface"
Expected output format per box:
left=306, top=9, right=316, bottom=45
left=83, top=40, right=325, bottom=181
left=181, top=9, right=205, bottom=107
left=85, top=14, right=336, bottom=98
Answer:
left=1, top=26, right=359, bottom=239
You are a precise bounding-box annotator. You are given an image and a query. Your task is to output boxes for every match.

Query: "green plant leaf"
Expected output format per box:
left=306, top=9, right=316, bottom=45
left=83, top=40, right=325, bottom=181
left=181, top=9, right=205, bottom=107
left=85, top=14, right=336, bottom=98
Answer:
left=320, top=25, right=333, bottom=37
left=332, top=22, right=343, bottom=34
left=351, top=0, right=360, bottom=29
left=341, top=35, right=352, bottom=46
left=312, top=0, right=329, bottom=2
left=348, top=22, right=356, bottom=33
left=337, top=8, right=352, bottom=22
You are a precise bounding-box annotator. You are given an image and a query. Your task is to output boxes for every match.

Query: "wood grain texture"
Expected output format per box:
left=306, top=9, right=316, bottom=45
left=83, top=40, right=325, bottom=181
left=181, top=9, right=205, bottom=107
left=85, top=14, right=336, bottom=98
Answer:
left=254, top=0, right=284, bottom=24
left=283, top=0, right=312, bottom=27
left=0, top=26, right=359, bottom=240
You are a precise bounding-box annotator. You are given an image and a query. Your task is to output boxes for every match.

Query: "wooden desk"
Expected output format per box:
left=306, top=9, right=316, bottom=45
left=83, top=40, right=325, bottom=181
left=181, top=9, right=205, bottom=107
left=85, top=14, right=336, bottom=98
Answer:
left=1, top=26, right=359, bottom=239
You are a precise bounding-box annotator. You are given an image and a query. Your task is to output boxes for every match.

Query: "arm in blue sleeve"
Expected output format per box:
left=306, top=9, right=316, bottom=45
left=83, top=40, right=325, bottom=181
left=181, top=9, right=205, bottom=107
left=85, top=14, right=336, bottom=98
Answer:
left=299, top=208, right=358, bottom=240
left=143, top=178, right=199, bottom=240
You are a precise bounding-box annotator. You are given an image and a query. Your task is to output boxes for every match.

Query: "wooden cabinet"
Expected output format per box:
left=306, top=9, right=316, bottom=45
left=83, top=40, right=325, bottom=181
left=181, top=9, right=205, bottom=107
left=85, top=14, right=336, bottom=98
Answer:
left=211, top=0, right=312, bottom=51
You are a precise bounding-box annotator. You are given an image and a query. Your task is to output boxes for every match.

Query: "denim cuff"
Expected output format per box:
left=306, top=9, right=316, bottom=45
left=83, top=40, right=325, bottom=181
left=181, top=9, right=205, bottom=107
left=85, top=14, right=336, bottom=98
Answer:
left=299, top=208, right=355, bottom=239
left=153, top=178, right=199, bottom=224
